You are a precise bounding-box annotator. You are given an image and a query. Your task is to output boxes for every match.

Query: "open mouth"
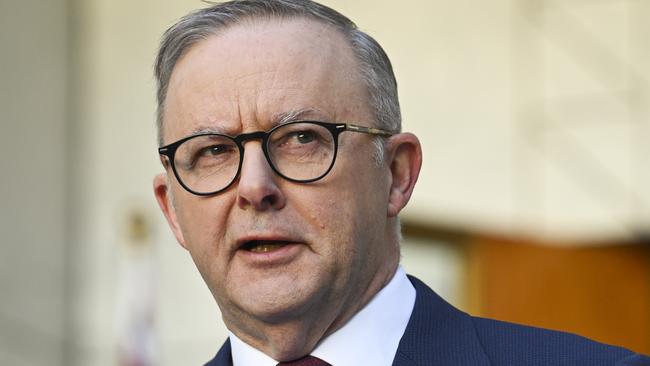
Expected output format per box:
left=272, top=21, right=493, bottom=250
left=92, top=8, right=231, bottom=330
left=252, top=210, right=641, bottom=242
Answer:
left=240, top=240, right=296, bottom=253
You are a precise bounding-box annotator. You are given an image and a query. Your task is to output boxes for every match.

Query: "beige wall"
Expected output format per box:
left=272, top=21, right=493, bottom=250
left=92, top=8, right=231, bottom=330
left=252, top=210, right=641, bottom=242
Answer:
left=0, top=1, right=68, bottom=365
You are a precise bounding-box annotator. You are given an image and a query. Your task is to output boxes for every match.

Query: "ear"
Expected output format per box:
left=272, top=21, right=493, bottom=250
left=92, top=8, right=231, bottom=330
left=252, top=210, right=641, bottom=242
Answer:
left=153, top=173, right=188, bottom=250
left=385, top=132, right=422, bottom=217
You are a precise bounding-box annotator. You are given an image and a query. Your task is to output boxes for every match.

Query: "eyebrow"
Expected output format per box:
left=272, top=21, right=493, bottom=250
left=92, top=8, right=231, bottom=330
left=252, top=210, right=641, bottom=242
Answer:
left=271, top=108, right=328, bottom=126
left=189, top=126, right=228, bottom=135
left=187, top=108, right=329, bottom=137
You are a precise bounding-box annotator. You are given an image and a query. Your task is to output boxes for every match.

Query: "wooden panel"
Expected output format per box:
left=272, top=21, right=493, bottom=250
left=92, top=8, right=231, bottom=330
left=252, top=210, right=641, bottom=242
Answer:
left=466, top=237, right=650, bottom=354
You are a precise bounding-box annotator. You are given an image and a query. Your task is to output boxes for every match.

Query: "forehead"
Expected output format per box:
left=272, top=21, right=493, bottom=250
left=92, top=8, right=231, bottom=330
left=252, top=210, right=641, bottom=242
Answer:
left=163, top=18, right=371, bottom=141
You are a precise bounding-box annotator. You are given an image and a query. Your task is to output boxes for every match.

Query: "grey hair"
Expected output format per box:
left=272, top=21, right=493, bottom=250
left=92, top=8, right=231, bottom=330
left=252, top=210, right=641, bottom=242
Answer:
left=154, top=0, right=402, bottom=157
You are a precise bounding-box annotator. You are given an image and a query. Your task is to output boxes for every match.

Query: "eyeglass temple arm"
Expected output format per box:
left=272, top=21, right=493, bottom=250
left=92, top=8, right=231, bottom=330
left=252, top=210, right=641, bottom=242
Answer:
left=346, top=124, right=394, bottom=137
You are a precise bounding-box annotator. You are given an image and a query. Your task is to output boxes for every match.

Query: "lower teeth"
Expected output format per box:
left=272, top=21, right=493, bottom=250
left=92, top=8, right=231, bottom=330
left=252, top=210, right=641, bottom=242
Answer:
left=250, top=244, right=284, bottom=253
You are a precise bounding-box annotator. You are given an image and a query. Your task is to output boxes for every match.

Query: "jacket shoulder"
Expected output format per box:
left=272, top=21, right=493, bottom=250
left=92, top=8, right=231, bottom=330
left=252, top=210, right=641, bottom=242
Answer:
left=471, top=316, right=645, bottom=366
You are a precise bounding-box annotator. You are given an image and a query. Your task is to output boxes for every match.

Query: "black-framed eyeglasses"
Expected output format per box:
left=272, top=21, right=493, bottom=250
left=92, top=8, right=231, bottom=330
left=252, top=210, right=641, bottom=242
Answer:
left=158, top=121, right=394, bottom=196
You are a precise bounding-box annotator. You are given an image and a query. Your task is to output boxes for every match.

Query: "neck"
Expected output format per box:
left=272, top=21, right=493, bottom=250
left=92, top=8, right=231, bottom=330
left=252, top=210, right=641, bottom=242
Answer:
left=224, top=257, right=400, bottom=361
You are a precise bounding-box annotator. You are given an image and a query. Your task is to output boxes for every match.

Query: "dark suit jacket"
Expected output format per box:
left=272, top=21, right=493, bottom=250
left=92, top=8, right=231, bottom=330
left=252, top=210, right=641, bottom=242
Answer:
left=206, top=275, right=649, bottom=365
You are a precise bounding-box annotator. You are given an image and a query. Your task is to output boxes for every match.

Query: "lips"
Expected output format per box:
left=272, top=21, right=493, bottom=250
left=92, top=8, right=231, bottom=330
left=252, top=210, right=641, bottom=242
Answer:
left=236, top=233, right=303, bottom=252
left=240, top=240, right=296, bottom=253
left=235, top=236, right=304, bottom=266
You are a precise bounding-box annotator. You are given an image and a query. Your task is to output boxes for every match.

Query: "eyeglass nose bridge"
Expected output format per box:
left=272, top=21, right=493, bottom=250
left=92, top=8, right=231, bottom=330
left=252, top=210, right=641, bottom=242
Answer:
left=233, top=130, right=274, bottom=162
left=234, top=130, right=268, bottom=145
left=232, top=130, right=277, bottom=176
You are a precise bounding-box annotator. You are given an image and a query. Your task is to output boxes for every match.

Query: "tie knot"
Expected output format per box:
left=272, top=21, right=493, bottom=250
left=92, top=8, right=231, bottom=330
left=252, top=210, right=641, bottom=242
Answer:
left=276, top=355, right=331, bottom=366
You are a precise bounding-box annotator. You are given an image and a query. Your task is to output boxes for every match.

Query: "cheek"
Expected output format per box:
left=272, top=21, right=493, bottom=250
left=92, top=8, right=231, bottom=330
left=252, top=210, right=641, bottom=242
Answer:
left=175, top=191, right=234, bottom=258
left=295, top=183, right=371, bottom=259
left=293, top=189, right=350, bottom=245
left=311, top=197, right=339, bottom=229
left=306, top=147, right=387, bottom=230
left=178, top=197, right=237, bottom=296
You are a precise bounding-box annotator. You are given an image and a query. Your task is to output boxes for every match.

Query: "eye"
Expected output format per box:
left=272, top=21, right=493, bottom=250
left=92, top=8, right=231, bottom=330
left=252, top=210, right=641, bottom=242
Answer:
left=291, top=131, right=316, bottom=144
left=268, top=123, right=331, bottom=151
left=200, top=144, right=230, bottom=155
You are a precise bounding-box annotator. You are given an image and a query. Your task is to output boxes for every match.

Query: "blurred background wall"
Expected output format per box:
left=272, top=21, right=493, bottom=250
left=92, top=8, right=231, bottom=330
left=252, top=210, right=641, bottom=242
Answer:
left=1, top=1, right=68, bottom=365
left=1, top=0, right=648, bottom=365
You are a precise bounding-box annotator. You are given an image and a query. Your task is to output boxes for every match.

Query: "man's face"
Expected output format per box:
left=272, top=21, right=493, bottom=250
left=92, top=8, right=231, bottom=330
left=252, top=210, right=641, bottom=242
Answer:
left=155, top=18, right=400, bottom=340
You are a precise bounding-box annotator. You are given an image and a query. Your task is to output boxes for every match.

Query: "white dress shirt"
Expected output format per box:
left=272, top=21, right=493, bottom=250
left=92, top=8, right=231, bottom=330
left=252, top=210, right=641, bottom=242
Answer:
left=230, top=266, right=416, bottom=366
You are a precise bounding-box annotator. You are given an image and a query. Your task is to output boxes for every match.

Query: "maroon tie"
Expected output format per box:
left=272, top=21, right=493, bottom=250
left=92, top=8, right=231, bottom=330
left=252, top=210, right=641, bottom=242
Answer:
left=276, top=355, right=331, bottom=366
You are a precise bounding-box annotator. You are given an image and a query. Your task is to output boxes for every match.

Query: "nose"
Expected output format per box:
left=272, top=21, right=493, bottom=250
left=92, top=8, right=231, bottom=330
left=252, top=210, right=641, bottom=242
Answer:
left=236, top=141, right=286, bottom=211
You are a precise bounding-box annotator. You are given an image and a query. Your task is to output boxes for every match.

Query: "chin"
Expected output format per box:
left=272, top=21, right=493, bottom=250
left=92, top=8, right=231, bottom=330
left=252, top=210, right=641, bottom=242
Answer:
left=232, top=274, right=328, bottom=323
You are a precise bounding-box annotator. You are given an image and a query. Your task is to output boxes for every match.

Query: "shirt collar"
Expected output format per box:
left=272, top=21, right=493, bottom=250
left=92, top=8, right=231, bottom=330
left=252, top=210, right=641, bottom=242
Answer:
left=230, top=266, right=416, bottom=366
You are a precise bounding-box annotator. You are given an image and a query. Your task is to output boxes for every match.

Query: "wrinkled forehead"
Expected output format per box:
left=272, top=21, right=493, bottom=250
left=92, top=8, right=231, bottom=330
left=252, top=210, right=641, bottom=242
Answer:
left=162, top=18, right=371, bottom=143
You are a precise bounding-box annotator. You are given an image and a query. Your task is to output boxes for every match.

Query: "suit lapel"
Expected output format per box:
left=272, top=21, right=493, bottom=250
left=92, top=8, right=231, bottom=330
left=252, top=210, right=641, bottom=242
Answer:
left=205, top=338, right=233, bottom=366
left=392, top=276, right=492, bottom=366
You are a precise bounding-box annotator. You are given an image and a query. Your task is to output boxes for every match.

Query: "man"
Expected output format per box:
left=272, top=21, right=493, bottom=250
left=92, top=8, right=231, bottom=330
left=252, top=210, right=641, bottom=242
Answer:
left=152, top=1, right=649, bottom=365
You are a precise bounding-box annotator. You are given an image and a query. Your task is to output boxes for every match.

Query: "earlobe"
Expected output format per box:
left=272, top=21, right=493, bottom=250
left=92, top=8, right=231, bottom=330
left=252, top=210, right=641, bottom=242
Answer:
left=153, top=173, right=188, bottom=249
left=386, top=133, right=422, bottom=217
